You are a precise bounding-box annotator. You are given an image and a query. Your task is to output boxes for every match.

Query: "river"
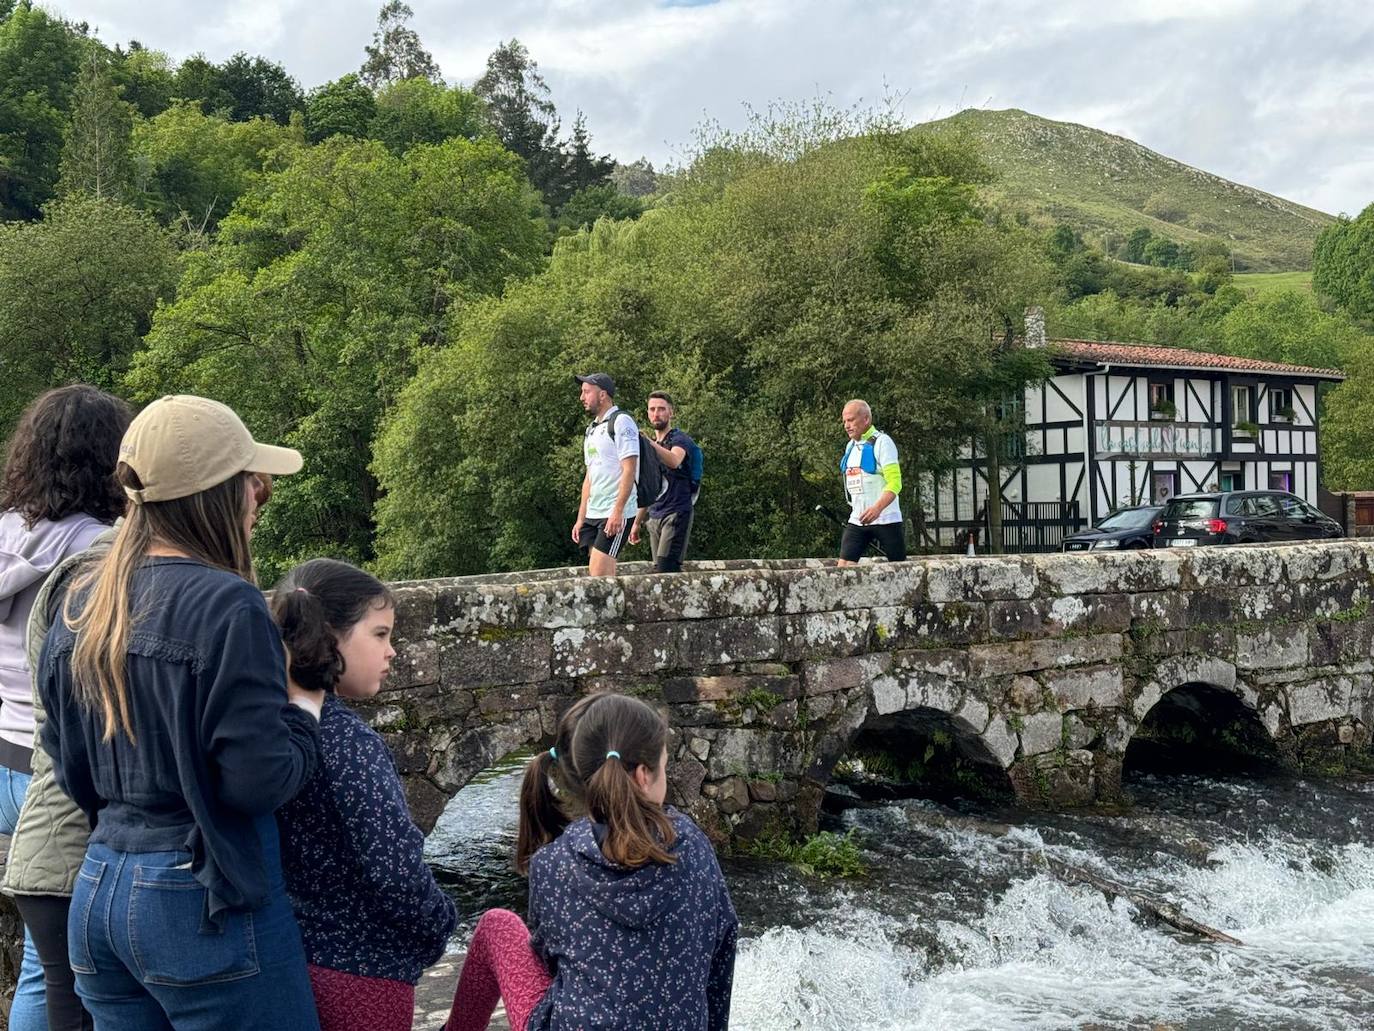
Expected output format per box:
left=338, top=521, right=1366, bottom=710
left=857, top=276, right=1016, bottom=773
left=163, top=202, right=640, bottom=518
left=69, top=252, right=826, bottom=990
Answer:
left=425, top=756, right=1374, bottom=1030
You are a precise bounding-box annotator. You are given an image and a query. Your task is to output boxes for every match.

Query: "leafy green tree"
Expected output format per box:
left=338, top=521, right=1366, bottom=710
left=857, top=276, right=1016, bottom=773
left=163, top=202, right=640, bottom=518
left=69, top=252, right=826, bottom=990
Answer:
left=171, top=54, right=231, bottom=115
left=1322, top=347, right=1374, bottom=491
left=560, top=111, right=614, bottom=200
left=1313, top=202, right=1374, bottom=322
left=0, top=1, right=84, bottom=218
left=58, top=47, right=136, bottom=202
left=474, top=39, right=565, bottom=203
left=556, top=183, right=644, bottom=233
left=304, top=74, right=377, bottom=143
left=1215, top=290, right=1363, bottom=370
left=215, top=52, right=303, bottom=124
left=1143, top=236, right=1181, bottom=269
left=359, top=1, right=439, bottom=88
left=1124, top=226, right=1152, bottom=263
left=369, top=77, right=485, bottom=154
left=133, top=101, right=300, bottom=228
left=112, top=43, right=175, bottom=117
left=0, top=195, right=175, bottom=429
left=128, top=136, right=546, bottom=581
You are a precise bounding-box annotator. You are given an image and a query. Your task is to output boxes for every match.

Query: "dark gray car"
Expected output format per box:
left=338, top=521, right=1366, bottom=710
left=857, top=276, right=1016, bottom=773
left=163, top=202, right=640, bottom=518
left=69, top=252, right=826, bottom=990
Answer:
left=1152, top=491, right=1342, bottom=548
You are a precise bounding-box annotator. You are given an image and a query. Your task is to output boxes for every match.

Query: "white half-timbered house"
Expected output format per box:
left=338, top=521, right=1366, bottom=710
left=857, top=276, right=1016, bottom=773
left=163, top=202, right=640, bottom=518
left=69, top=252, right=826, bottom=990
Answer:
left=917, top=338, right=1345, bottom=550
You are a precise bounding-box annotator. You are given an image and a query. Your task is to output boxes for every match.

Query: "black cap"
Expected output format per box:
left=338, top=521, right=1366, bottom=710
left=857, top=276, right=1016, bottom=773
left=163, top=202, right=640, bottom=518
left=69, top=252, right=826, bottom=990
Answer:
left=574, top=372, right=615, bottom=396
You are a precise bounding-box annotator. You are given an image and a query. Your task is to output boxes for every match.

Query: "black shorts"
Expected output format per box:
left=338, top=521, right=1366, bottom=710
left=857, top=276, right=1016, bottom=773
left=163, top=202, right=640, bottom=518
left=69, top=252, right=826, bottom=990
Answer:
left=839, top=521, right=907, bottom=562
left=579, top=517, right=631, bottom=559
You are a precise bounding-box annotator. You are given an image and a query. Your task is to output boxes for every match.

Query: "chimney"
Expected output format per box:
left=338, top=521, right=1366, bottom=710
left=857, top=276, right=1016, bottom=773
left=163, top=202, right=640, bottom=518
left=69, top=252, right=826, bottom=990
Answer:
left=1024, top=305, right=1046, bottom=349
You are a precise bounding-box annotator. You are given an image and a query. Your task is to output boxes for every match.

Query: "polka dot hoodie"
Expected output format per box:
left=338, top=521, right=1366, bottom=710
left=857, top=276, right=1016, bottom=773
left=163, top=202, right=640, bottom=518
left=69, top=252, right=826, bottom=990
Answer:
left=526, top=808, right=738, bottom=1030
left=278, top=694, right=457, bottom=984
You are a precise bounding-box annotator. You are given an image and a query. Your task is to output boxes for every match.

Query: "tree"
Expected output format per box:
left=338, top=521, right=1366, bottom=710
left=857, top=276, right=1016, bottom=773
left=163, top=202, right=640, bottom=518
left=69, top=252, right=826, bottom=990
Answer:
left=304, top=74, right=377, bottom=143
left=369, top=77, right=484, bottom=153
left=560, top=111, right=614, bottom=201
left=128, top=136, right=546, bottom=581
left=474, top=39, right=565, bottom=202
left=610, top=158, right=658, bottom=197
left=172, top=54, right=231, bottom=115
left=0, top=195, right=175, bottom=429
left=1124, top=226, right=1152, bottom=263
left=58, top=46, right=136, bottom=202
left=1313, top=202, right=1374, bottom=323
left=1143, top=236, right=1181, bottom=269
left=215, top=52, right=303, bottom=124
left=556, top=184, right=644, bottom=234
left=0, top=1, right=84, bottom=218
left=1215, top=290, right=1363, bottom=370
left=360, top=1, right=439, bottom=88
left=112, top=43, right=175, bottom=117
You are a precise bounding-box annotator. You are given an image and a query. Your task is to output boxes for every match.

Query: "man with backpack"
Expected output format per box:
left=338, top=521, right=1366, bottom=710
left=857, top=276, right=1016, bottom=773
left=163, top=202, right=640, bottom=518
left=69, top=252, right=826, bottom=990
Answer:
left=630, top=391, right=701, bottom=573
left=837, top=398, right=906, bottom=564
left=573, top=372, right=644, bottom=577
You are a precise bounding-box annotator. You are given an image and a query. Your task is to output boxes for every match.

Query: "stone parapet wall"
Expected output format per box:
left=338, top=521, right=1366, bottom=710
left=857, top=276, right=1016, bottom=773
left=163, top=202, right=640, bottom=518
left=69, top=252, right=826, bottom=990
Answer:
left=362, top=541, right=1374, bottom=843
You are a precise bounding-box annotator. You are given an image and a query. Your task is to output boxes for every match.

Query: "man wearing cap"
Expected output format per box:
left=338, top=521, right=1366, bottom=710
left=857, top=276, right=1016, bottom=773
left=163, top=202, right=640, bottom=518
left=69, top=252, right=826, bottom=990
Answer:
left=572, top=373, right=639, bottom=576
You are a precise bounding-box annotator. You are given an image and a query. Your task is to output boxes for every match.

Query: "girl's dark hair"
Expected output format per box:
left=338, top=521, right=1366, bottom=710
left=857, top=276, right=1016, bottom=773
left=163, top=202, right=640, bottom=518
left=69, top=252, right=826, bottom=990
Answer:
left=270, top=558, right=393, bottom=693
left=516, top=692, right=602, bottom=874
left=572, top=693, right=675, bottom=868
left=1, top=385, right=132, bottom=527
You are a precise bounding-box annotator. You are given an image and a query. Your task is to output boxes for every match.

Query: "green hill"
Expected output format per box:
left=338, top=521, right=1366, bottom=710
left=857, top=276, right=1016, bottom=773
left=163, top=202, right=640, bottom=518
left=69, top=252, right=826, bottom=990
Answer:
left=918, top=109, right=1333, bottom=272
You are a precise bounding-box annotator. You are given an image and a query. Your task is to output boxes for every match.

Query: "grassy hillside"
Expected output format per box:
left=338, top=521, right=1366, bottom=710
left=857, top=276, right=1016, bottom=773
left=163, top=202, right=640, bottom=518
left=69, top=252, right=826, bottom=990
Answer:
left=919, top=109, right=1333, bottom=272
left=1234, top=270, right=1313, bottom=295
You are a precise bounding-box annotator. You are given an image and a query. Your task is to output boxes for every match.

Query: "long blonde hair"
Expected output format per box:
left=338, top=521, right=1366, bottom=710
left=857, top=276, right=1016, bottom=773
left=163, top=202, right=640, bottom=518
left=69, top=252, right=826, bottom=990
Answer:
left=65, top=464, right=255, bottom=742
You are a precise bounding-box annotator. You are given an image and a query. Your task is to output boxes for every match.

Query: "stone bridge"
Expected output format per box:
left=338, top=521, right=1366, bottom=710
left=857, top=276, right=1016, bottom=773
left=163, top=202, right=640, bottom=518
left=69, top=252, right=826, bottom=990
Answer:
left=370, top=542, right=1374, bottom=844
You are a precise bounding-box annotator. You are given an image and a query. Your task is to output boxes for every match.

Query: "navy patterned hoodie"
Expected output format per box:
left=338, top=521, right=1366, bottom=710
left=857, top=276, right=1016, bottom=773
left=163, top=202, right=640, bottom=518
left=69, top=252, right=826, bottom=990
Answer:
left=526, top=808, right=738, bottom=1030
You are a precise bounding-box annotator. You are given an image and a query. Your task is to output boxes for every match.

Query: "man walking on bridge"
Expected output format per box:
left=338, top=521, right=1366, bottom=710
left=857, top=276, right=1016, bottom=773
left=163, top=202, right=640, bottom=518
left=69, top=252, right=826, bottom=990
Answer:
left=572, top=373, right=638, bottom=577
left=837, top=399, right=906, bottom=564
left=630, top=391, right=698, bottom=573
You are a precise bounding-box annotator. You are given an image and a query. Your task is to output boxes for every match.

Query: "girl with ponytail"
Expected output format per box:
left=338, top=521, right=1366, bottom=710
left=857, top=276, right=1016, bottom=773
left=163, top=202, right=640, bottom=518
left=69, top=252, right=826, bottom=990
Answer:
left=446, top=692, right=738, bottom=1031
left=272, top=558, right=457, bottom=1031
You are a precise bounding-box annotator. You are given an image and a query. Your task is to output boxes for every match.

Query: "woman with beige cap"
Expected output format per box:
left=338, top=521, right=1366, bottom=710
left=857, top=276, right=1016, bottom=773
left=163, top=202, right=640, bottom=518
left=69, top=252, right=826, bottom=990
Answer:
left=36, top=395, right=325, bottom=1031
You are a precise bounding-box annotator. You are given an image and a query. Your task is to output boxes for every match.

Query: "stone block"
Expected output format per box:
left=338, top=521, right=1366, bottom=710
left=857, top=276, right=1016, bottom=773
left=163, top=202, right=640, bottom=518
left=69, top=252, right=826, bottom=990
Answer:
left=968, top=634, right=1124, bottom=678
left=624, top=571, right=779, bottom=623
left=705, top=728, right=791, bottom=779
left=1128, top=591, right=1188, bottom=628
left=886, top=602, right=989, bottom=648
left=1309, top=619, right=1374, bottom=667
left=551, top=623, right=683, bottom=677
left=1297, top=578, right=1368, bottom=621
left=891, top=648, right=970, bottom=679
left=905, top=672, right=962, bottom=714
left=1144, top=655, right=1238, bottom=693
left=779, top=610, right=872, bottom=661
left=1181, top=546, right=1284, bottom=590
left=1235, top=628, right=1308, bottom=671
left=707, top=776, right=750, bottom=815
left=667, top=757, right=707, bottom=806
left=1043, top=665, right=1124, bottom=711
left=1018, top=711, right=1064, bottom=756
left=870, top=673, right=907, bottom=716
left=520, top=577, right=624, bottom=629
left=433, top=582, right=523, bottom=634
left=801, top=655, right=890, bottom=696
left=386, top=638, right=440, bottom=691
left=748, top=779, right=779, bottom=802
left=1185, top=590, right=1235, bottom=627
left=1232, top=583, right=1308, bottom=623
left=438, top=630, right=552, bottom=687
left=775, top=563, right=923, bottom=615
left=1282, top=542, right=1364, bottom=583
left=980, top=717, right=1018, bottom=768
left=925, top=556, right=1038, bottom=602
left=1036, top=549, right=1183, bottom=595
left=956, top=696, right=989, bottom=732
left=660, top=674, right=800, bottom=706
left=476, top=685, right=543, bottom=716
left=1007, top=675, right=1044, bottom=714
left=389, top=583, right=438, bottom=645
left=679, top=616, right=783, bottom=669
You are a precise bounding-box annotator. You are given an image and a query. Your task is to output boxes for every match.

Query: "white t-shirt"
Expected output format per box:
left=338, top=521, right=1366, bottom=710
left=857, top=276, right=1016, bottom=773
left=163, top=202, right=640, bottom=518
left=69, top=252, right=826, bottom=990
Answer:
left=843, top=431, right=902, bottom=526
left=584, top=407, right=639, bottom=519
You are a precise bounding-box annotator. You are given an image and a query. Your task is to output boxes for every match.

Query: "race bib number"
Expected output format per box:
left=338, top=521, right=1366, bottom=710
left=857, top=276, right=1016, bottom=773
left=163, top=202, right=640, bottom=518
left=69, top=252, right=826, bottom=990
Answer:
left=845, top=467, right=864, bottom=504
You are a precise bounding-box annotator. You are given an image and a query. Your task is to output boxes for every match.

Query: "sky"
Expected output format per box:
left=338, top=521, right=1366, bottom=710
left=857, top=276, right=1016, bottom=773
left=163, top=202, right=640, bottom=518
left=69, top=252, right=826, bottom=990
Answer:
left=51, top=0, right=1374, bottom=217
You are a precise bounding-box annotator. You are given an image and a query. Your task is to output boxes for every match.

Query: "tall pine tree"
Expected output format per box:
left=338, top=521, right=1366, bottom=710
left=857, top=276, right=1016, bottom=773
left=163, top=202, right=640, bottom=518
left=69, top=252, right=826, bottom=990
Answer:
left=58, top=47, right=135, bottom=202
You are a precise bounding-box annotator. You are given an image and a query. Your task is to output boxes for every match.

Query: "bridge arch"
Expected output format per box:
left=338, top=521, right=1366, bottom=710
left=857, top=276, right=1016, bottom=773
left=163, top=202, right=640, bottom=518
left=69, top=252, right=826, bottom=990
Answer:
left=1124, top=678, right=1285, bottom=778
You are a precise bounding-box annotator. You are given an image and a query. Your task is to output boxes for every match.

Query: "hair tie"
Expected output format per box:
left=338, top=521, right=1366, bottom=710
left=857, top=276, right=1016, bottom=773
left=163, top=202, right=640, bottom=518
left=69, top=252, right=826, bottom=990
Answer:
left=606, top=750, right=621, bottom=760
left=548, top=746, right=557, bottom=762
left=295, top=587, right=310, bottom=594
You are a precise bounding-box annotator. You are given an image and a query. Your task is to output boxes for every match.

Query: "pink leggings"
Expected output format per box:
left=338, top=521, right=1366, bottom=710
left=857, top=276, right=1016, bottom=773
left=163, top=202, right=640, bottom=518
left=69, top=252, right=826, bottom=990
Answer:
left=308, top=964, right=415, bottom=1031
left=445, top=909, right=554, bottom=1031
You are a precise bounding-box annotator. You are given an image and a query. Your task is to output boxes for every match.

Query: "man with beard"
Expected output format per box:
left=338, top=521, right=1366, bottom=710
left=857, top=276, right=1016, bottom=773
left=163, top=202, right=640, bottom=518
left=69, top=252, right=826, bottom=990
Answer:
left=630, top=391, right=698, bottom=573
left=572, top=373, right=639, bottom=577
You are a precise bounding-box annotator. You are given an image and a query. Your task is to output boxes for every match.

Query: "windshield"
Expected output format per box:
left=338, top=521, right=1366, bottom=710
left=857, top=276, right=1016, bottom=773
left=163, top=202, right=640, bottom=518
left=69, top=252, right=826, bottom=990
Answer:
left=1164, top=499, right=1218, bottom=520
left=1096, top=508, right=1157, bottom=530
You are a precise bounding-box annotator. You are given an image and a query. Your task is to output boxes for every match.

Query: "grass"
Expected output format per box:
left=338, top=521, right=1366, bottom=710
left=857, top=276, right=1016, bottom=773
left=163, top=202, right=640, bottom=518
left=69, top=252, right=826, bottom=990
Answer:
left=1234, top=271, right=1313, bottom=295
left=741, top=829, right=867, bottom=878
left=918, top=109, right=1333, bottom=272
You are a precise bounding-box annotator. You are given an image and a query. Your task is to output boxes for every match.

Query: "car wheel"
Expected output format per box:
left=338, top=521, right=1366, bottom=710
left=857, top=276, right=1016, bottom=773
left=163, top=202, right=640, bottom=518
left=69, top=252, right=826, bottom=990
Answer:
left=1124, top=540, right=1148, bottom=549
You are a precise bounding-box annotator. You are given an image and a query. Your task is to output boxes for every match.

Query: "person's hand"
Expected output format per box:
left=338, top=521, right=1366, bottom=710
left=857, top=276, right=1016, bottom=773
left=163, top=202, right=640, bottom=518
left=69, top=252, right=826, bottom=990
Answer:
left=859, top=505, right=881, bottom=525
left=571, top=519, right=584, bottom=545
left=605, top=508, right=624, bottom=537
left=629, top=518, right=642, bottom=545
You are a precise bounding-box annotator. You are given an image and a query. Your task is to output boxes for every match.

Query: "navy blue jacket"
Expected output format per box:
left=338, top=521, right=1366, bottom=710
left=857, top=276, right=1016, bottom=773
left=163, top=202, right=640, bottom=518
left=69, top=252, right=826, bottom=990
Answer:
left=278, top=694, right=456, bottom=984
left=527, top=809, right=738, bottom=1030
left=39, top=557, right=320, bottom=918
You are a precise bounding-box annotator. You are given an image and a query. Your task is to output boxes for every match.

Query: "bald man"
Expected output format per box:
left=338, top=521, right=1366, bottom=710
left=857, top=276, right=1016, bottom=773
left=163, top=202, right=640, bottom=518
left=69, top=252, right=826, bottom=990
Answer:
left=838, top=400, right=906, bottom=564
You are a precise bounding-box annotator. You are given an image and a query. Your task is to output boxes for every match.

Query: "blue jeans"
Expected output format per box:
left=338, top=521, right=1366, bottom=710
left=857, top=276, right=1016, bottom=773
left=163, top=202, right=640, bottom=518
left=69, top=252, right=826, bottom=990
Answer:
left=69, top=817, right=320, bottom=1031
left=1, top=763, right=47, bottom=1031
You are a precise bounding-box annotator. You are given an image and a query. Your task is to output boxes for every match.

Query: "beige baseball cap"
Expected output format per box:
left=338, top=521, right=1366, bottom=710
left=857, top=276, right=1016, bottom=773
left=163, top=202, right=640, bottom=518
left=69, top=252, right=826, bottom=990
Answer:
left=119, top=395, right=303, bottom=504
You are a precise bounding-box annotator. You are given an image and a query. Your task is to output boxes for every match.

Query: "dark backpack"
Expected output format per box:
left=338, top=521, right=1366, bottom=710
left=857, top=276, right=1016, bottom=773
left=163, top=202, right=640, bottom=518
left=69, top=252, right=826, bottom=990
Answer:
left=684, top=437, right=704, bottom=496
left=604, top=411, right=665, bottom=509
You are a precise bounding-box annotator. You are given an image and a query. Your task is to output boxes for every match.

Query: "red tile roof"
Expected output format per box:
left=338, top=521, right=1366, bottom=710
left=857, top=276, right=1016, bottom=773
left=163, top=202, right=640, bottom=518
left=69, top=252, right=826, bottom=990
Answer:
left=1048, top=339, right=1344, bottom=380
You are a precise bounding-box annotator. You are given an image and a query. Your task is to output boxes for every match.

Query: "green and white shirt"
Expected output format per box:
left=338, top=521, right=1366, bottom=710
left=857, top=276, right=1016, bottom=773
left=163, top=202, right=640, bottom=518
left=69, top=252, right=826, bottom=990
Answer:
left=583, top=407, right=639, bottom=518
left=843, top=427, right=902, bottom=526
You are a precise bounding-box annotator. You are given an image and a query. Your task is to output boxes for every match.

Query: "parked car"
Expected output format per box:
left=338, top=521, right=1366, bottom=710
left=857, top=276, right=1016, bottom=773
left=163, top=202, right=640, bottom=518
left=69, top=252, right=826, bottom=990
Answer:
left=1063, top=505, right=1162, bottom=551
left=1152, top=491, right=1343, bottom=547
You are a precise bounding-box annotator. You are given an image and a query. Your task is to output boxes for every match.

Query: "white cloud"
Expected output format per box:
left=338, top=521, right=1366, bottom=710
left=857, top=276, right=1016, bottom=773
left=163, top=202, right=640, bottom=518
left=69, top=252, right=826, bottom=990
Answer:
left=46, top=0, right=1374, bottom=216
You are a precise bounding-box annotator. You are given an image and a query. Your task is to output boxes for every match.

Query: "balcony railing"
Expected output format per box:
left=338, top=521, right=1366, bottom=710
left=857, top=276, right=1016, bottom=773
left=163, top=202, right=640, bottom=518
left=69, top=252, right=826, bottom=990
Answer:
left=1094, top=420, right=1218, bottom=458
